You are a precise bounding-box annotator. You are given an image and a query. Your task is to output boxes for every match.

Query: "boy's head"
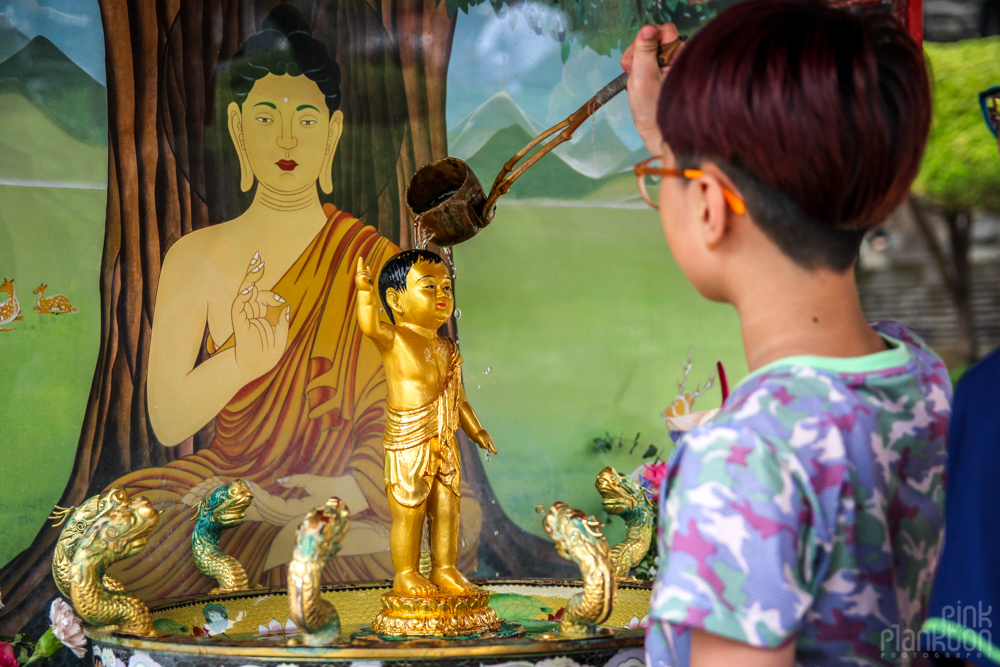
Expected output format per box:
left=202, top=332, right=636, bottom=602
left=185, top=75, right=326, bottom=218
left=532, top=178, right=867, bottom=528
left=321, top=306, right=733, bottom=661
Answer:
left=378, top=249, right=452, bottom=326
left=656, top=0, right=931, bottom=277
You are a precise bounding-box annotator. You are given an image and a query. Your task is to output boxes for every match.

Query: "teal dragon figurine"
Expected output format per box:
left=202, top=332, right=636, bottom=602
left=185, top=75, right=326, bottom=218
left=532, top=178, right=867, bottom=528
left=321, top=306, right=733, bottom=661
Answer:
left=537, top=502, right=617, bottom=637
left=288, top=498, right=351, bottom=646
left=191, top=478, right=258, bottom=594
left=595, top=466, right=656, bottom=579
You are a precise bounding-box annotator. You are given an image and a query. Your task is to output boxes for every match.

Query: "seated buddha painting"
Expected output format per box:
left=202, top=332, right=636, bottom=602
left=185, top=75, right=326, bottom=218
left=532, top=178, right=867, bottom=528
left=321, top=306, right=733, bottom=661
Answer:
left=108, top=2, right=491, bottom=599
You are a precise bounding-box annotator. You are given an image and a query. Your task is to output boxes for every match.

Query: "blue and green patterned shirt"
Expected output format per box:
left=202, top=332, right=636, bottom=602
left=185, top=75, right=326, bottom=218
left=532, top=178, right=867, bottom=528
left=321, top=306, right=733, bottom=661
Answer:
left=647, top=322, right=951, bottom=667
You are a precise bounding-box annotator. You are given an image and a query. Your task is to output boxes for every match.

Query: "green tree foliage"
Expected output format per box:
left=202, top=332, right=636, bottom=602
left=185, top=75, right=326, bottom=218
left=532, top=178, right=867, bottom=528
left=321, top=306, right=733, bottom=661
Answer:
left=440, top=0, right=731, bottom=58
left=915, top=37, right=1000, bottom=213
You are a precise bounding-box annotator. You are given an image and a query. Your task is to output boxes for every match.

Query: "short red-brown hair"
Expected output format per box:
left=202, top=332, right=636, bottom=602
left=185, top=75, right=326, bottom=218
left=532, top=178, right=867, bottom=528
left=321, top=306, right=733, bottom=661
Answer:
left=658, top=0, right=931, bottom=270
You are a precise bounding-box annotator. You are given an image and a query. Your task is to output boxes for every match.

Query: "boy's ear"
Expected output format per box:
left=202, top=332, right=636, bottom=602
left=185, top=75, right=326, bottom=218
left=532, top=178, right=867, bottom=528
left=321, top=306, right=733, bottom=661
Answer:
left=696, top=173, right=732, bottom=248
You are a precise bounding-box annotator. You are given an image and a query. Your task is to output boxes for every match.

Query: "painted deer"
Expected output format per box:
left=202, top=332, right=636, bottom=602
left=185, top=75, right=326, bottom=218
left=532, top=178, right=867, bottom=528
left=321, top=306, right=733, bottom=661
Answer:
left=33, top=284, right=78, bottom=315
left=0, top=277, right=22, bottom=331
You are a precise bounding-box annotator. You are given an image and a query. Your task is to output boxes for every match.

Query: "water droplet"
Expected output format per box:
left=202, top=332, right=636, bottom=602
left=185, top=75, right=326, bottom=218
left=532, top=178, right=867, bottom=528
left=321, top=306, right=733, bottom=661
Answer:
left=489, top=345, right=492, bottom=350
left=379, top=307, right=384, bottom=312
left=484, top=366, right=492, bottom=375
left=477, top=384, right=482, bottom=389
left=493, top=530, right=499, bottom=536
left=455, top=308, right=462, bottom=319
left=491, top=500, right=496, bottom=505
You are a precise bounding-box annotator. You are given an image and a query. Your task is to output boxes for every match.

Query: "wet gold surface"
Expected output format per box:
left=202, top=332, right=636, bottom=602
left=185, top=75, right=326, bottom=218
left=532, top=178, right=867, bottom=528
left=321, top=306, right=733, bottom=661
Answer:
left=150, top=581, right=650, bottom=637
left=82, top=581, right=651, bottom=659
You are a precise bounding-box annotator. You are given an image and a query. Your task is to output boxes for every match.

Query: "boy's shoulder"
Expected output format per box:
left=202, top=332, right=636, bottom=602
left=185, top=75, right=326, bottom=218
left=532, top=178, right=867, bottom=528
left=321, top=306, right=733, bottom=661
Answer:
left=682, top=321, right=950, bottom=462
left=690, top=366, right=872, bottom=455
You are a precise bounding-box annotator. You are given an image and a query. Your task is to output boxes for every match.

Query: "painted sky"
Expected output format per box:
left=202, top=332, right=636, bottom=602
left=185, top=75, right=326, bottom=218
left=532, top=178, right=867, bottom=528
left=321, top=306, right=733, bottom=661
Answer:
left=447, top=2, right=645, bottom=150
left=0, top=0, right=104, bottom=83
left=1, top=0, right=633, bottom=144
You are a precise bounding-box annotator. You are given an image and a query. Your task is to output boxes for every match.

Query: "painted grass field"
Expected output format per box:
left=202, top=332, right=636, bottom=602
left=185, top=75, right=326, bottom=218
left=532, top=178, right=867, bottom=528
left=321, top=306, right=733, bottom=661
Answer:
left=0, top=185, right=104, bottom=567
left=453, top=200, right=747, bottom=545
left=0, top=81, right=107, bottom=567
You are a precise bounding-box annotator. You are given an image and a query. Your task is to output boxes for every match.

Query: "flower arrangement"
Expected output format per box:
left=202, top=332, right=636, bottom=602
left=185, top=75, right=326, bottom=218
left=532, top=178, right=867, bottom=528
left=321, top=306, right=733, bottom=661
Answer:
left=591, top=352, right=728, bottom=581
left=636, top=461, right=667, bottom=497
left=628, top=462, right=665, bottom=581
left=0, top=600, right=87, bottom=665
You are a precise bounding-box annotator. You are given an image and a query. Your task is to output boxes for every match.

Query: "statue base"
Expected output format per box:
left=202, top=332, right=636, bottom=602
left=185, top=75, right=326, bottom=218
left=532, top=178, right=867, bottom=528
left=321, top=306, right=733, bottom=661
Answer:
left=371, top=590, right=502, bottom=637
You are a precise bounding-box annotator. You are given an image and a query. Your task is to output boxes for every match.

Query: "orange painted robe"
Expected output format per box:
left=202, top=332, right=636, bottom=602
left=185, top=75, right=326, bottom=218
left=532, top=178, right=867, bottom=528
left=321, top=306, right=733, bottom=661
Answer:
left=109, top=206, right=481, bottom=601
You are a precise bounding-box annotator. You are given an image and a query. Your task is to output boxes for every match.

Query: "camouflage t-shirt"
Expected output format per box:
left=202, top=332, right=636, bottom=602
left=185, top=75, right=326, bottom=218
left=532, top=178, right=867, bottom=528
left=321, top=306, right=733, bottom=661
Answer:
left=646, top=322, right=951, bottom=667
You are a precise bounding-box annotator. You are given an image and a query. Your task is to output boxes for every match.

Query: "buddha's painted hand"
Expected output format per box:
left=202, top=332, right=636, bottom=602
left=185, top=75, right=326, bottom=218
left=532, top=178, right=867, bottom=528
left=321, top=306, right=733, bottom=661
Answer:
left=471, top=429, right=497, bottom=456
left=231, top=252, right=291, bottom=383
left=181, top=475, right=228, bottom=508
left=240, top=475, right=370, bottom=526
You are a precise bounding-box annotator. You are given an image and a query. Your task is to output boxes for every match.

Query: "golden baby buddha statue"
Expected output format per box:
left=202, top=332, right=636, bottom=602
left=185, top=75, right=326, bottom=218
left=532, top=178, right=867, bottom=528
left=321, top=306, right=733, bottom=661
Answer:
left=355, top=250, right=501, bottom=636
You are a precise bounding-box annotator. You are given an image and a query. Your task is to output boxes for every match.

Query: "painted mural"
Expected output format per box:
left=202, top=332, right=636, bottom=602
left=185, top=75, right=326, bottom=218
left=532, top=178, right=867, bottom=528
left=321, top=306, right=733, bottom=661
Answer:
left=0, top=0, right=745, bottom=632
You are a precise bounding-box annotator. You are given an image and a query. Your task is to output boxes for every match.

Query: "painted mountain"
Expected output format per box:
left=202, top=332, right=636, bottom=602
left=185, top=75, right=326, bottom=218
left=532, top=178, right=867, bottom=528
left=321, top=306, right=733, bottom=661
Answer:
left=448, top=92, right=646, bottom=202
left=0, top=20, right=29, bottom=64
left=0, top=35, right=107, bottom=146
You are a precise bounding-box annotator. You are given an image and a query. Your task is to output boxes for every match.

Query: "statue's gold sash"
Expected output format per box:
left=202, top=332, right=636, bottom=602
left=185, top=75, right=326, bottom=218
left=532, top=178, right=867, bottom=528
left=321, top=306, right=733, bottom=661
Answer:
left=383, top=344, right=463, bottom=507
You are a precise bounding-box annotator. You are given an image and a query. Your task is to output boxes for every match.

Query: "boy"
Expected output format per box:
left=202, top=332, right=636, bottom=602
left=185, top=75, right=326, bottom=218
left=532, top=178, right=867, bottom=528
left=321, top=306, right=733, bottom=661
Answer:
left=621, top=1, right=951, bottom=664
left=355, top=250, right=496, bottom=597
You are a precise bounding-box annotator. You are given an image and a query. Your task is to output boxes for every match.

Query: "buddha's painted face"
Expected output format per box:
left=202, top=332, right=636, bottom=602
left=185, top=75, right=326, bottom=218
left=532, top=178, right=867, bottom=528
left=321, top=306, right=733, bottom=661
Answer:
left=389, top=261, right=453, bottom=329
left=228, top=73, right=344, bottom=195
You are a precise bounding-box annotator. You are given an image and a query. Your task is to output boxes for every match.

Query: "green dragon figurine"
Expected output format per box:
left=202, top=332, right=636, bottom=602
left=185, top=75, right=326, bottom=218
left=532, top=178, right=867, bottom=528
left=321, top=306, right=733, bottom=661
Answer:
left=287, top=498, right=351, bottom=646
left=537, top=502, right=617, bottom=638
left=595, top=466, right=656, bottom=579
left=69, top=496, right=160, bottom=635
left=191, top=478, right=258, bottom=594
left=51, top=486, right=132, bottom=599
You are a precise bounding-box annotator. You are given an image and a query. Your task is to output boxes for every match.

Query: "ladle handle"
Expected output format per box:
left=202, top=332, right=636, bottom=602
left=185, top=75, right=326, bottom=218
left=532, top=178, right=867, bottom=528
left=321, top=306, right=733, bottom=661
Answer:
left=481, top=37, right=686, bottom=220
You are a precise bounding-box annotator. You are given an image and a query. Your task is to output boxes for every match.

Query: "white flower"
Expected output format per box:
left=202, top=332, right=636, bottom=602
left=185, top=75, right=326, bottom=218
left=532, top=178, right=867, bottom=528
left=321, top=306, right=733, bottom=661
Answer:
left=128, top=653, right=163, bottom=667
left=624, top=614, right=650, bottom=630
left=49, top=598, right=87, bottom=658
left=256, top=619, right=297, bottom=636
left=96, top=646, right=118, bottom=667
left=537, top=659, right=588, bottom=667
left=663, top=408, right=719, bottom=433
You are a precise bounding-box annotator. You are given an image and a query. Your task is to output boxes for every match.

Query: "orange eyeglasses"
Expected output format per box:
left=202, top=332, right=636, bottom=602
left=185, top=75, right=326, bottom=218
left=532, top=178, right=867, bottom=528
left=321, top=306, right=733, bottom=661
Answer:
left=634, top=156, right=747, bottom=215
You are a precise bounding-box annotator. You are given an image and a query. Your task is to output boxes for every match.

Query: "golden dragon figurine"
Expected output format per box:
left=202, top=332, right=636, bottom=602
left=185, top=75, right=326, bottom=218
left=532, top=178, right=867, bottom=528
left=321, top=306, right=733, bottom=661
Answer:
left=50, top=486, right=132, bottom=599
left=595, top=466, right=656, bottom=579
left=190, top=478, right=258, bottom=593
left=537, top=502, right=617, bottom=638
left=287, top=498, right=351, bottom=646
left=69, top=496, right=160, bottom=635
